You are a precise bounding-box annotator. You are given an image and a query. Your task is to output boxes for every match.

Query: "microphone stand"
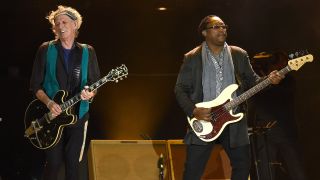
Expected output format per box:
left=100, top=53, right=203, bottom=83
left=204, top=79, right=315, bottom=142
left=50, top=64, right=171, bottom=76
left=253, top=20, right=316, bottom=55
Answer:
left=249, top=120, right=277, bottom=180
left=140, top=133, right=165, bottom=179
left=249, top=127, right=260, bottom=180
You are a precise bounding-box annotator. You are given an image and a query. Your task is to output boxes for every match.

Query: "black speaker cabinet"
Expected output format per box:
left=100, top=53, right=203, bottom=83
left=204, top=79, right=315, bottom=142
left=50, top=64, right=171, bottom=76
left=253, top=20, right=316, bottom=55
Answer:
left=167, top=140, right=231, bottom=180
left=88, top=140, right=170, bottom=180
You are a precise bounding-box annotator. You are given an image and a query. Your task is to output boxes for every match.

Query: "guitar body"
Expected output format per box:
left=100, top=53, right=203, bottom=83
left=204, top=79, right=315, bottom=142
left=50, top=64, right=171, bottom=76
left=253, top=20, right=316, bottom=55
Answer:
left=24, top=90, right=76, bottom=149
left=187, top=84, right=243, bottom=142
left=24, top=64, right=128, bottom=150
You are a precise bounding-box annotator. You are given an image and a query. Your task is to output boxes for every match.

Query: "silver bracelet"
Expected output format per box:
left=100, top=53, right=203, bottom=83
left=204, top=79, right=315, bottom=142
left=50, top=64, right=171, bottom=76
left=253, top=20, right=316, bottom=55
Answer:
left=46, top=100, right=53, bottom=108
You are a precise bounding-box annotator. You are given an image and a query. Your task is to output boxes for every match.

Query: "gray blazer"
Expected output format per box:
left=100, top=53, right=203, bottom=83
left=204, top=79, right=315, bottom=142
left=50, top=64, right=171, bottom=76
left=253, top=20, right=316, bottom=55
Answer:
left=175, top=44, right=260, bottom=147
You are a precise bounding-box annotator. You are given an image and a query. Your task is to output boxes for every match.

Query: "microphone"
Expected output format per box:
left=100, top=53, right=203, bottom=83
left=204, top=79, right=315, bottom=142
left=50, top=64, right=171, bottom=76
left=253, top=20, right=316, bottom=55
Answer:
left=158, top=153, right=164, bottom=169
left=158, top=153, right=164, bottom=180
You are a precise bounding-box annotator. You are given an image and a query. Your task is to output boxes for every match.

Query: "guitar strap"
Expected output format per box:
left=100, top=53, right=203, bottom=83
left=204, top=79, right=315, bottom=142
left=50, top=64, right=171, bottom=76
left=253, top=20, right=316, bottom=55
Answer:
left=229, top=46, right=241, bottom=85
left=229, top=46, right=249, bottom=112
left=43, top=41, right=60, bottom=98
left=44, top=41, right=89, bottom=119
left=79, top=44, right=89, bottom=119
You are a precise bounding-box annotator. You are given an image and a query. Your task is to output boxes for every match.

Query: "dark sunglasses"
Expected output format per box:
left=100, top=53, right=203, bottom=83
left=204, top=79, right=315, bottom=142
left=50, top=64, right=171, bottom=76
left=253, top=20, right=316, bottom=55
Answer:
left=207, top=25, right=228, bottom=30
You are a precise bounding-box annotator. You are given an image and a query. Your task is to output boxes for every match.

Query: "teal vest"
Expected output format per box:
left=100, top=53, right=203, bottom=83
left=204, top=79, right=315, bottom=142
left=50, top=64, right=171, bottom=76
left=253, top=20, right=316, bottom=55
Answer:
left=43, top=41, right=89, bottom=119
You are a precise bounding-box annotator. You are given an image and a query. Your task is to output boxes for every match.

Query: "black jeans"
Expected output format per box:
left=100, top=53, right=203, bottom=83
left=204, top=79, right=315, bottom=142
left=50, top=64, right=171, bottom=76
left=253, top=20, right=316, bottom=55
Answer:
left=183, top=130, right=251, bottom=180
left=43, top=119, right=88, bottom=180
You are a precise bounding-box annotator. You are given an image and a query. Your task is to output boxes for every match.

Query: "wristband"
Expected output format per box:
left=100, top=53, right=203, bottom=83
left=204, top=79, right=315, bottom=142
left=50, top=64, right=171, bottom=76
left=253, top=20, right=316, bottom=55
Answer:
left=46, top=100, right=53, bottom=108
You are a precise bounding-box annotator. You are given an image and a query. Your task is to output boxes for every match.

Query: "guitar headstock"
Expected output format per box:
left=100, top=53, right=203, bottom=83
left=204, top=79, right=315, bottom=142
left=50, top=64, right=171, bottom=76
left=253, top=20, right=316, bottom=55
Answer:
left=106, top=64, right=128, bottom=82
left=288, top=51, right=313, bottom=71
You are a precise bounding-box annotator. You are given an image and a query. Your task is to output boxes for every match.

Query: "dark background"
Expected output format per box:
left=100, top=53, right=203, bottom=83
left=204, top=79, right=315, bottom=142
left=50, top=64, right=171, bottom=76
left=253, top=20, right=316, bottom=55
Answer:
left=1, top=0, right=319, bottom=179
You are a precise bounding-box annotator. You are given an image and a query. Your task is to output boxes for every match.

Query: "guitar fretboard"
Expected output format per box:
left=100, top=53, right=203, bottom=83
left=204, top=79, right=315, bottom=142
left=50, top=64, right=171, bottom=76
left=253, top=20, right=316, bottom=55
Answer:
left=54, top=64, right=128, bottom=113
left=224, top=66, right=291, bottom=111
left=59, top=76, right=109, bottom=111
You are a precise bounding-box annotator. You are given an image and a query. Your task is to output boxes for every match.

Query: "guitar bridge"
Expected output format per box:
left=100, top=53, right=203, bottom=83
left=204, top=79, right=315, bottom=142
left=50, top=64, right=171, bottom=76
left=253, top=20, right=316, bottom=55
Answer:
left=24, top=120, right=42, bottom=137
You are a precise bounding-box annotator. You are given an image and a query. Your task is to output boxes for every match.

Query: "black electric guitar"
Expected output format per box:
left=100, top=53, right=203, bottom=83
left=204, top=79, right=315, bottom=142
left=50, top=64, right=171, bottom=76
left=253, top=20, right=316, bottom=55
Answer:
left=24, top=64, right=128, bottom=149
left=188, top=54, right=313, bottom=142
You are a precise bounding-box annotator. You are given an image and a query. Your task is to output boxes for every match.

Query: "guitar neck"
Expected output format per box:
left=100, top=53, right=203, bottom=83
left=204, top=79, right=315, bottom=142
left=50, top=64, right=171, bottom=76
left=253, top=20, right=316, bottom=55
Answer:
left=60, top=76, right=109, bottom=111
left=225, top=65, right=291, bottom=110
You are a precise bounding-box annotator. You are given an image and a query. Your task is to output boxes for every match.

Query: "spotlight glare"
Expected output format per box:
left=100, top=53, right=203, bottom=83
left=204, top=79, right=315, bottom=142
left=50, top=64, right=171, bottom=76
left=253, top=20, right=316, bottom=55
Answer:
left=157, top=7, right=167, bottom=11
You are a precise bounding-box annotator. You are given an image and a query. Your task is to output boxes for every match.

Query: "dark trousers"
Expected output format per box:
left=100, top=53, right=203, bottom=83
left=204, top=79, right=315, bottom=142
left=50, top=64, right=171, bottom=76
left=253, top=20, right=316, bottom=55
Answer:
left=43, top=119, right=88, bottom=180
left=183, top=131, right=251, bottom=180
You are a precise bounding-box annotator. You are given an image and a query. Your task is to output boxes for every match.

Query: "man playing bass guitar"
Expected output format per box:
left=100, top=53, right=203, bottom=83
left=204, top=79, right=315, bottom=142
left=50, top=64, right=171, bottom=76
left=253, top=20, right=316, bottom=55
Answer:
left=175, top=15, right=284, bottom=180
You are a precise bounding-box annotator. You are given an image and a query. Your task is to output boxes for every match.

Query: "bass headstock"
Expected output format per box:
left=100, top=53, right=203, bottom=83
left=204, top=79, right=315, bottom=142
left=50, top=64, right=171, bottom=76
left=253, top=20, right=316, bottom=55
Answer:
left=288, top=50, right=313, bottom=71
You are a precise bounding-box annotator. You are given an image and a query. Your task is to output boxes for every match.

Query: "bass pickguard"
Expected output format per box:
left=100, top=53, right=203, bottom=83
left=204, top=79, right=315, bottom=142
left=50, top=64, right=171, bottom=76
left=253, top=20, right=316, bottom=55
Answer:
left=188, top=84, right=243, bottom=142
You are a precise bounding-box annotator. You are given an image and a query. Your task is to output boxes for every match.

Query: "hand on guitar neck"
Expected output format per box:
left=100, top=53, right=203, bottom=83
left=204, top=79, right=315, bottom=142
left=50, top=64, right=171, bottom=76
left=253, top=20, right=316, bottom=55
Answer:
left=268, top=70, right=285, bottom=85
left=80, top=85, right=96, bottom=100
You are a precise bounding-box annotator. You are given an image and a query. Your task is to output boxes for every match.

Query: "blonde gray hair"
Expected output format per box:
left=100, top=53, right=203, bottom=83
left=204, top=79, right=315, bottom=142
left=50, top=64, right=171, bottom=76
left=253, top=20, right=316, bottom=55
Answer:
left=46, top=5, right=83, bottom=38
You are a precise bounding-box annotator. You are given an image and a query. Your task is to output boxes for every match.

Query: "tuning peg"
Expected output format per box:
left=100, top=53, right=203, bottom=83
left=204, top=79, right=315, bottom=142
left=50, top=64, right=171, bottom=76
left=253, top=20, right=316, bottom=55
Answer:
left=299, top=50, right=308, bottom=56
left=288, top=53, right=294, bottom=59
